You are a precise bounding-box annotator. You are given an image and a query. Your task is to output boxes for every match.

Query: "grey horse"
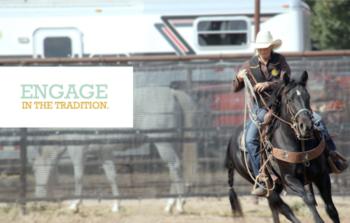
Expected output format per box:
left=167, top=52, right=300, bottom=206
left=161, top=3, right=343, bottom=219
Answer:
left=32, top=86, right=196, bottom=213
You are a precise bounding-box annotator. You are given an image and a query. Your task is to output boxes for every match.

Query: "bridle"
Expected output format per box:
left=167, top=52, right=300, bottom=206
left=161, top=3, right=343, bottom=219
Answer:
left=287, top=106, right=313, bottom=140
left=282, top=88, right=314, bottom=140
left=291, top=108, right=312, bottom=122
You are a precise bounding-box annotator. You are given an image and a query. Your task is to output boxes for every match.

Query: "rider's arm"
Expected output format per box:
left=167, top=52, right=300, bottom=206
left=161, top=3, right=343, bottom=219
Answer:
left=232, top=62, right=249, bottom=92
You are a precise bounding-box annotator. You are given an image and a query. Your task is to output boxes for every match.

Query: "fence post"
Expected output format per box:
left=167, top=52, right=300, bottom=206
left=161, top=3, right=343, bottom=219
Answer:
left=19, top=128, right=28, bottom=215
left=182, top=68, right=198, bottom=184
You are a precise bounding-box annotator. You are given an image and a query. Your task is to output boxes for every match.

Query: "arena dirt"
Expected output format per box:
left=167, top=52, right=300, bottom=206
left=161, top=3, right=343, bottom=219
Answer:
left=0, top=196, right=349, bottom=223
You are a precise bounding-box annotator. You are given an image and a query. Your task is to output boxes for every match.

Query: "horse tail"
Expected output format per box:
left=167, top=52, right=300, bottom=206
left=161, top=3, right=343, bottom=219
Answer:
left=225, top=137, right=243, bottom=217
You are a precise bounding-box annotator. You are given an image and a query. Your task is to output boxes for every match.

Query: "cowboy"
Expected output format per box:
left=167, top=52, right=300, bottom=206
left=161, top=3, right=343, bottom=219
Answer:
left=232, top=30, right=348, bottom=197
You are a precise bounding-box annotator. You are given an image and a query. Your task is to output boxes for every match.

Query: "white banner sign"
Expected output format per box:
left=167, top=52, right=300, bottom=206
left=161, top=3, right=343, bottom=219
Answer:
left=0, top=67, right=133, bottom=127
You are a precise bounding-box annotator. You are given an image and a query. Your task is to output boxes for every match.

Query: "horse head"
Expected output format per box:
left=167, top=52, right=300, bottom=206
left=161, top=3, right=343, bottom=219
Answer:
left=278, top=71, right=314, bottom=139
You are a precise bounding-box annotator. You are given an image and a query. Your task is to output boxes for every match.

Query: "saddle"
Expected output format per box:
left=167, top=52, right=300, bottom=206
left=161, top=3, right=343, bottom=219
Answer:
left=237, top=131, right=247, bottom=152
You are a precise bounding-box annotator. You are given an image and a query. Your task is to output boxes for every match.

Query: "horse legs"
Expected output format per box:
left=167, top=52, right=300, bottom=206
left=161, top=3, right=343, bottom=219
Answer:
left=33, top=146, right=65, bottom=198
left=267, top=192, right=301, bottom=223
left=314, top=175, right=340, bottom=223
left=285, top=174, right=324, bottom=223
left=155, top=142, right=185, bottom=213
left=102, top=159, right=120, bottom=212
left=269, top=202, right=280, bottom=223
left=33, top=154, right=54, bottom=198
left=226, top=161, right=243, bottom=216
left=165, top=184, right=180, bottom=214
left=67, top=146, right=85, bottom=212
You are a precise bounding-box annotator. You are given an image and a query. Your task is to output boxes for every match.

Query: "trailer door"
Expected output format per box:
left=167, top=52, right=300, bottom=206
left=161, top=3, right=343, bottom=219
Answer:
left=33, top=27, right=83, bottom=58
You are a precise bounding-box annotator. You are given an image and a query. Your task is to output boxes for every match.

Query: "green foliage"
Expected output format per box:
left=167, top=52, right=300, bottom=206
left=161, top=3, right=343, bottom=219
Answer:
left=305, top=0, right=350, bottom=50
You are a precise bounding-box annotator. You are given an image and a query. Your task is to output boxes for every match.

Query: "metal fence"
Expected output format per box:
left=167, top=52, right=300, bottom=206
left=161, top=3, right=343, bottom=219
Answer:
left=0, top=52, right=349, bottom=208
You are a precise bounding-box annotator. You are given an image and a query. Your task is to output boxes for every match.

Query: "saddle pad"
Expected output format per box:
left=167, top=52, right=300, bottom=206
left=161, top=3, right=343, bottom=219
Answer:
left=237, top=131, right=248, bottom=152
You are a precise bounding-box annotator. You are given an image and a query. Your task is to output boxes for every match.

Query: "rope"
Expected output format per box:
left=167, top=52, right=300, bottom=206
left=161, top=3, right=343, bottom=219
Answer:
left=259, top=154, right=276, bottom=195
left=242, top=75, right=261, bottom=185
left=241, top=75, right=277, bottom=193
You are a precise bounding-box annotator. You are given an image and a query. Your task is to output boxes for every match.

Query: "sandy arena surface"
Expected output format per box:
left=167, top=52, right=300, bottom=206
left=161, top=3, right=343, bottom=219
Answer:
left=0, top=196, right=349, bottom=223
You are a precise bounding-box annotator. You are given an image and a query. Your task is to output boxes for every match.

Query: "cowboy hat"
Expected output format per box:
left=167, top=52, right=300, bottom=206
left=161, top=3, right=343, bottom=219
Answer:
left=253, top=30, right=282, bottom=49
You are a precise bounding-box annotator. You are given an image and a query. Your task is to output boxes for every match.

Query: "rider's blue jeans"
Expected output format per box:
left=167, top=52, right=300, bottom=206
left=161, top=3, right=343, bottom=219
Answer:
left=245, top=107, right=267, bottom=177
left=245, top=110, right=336, bottom=178
left=313, top=112, right=336, bottom=151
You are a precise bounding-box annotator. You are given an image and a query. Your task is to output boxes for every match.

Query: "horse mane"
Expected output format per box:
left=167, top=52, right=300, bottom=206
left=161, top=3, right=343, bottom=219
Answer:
left=266, top=81, right=284, bottom=109
left=266, top=78, right=299, bottom=110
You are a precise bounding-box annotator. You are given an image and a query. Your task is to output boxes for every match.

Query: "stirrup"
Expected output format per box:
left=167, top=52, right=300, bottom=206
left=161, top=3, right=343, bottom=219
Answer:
left=251, top=174, right=269, bottom=196
left=251, top=181, right=267, bottom=197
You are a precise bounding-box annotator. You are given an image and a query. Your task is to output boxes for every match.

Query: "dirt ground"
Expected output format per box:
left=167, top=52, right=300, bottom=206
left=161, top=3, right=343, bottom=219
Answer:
left=0, top=195, right=349, bottom=223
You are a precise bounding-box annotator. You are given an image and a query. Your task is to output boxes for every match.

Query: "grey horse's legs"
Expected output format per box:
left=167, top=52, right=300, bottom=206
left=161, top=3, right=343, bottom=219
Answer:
left=33, top=146, right=65, bottom=198
left=68, top=145, right=120, bottom=212
left=155, top=142, right=185, bottom=213
left=67, top=146, right=85, bottom=211
left=102, top=159, right=120, bottom=212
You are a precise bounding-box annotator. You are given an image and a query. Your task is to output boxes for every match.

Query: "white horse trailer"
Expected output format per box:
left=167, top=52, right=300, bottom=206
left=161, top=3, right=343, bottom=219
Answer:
left=0, top=0, right=311, bottom=58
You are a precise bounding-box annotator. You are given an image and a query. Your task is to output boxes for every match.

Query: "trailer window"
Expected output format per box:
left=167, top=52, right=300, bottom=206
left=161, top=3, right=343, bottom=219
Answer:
left=196, top=20, right=248, bottom=47
left=43, top=37, right=72, bottom=57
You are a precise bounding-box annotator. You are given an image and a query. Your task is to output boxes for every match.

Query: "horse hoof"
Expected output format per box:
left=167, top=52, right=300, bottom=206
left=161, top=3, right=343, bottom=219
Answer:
left=68, top=200, right=81, bottom=213
left=111, top=202, right=120, bottom=213
left=164, top=205, right=172, bottom=213
left=176, top=199, right=185, bottom=214
left=68, top=206, right=79, bottom=214
left=164, top=198, right=176, bottom=213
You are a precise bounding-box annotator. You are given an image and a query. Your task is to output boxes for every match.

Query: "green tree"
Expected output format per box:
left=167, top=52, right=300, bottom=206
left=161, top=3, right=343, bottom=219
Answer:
left=305, top=0, right=350, bottom=50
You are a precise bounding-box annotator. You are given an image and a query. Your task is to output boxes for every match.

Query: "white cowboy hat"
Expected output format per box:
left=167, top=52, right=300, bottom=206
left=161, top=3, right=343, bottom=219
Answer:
left=253, top=30, right=282, bottom=49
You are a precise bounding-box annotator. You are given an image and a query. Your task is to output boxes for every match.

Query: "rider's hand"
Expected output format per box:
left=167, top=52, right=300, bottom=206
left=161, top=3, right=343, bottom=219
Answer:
left=254, top=82, right=270, bottom=92
left=236, top=69, right=247, bottom=81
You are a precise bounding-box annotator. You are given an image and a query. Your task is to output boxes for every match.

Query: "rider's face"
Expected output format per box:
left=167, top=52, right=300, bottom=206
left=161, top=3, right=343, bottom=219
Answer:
left=257, top=46, right=272, bottom=61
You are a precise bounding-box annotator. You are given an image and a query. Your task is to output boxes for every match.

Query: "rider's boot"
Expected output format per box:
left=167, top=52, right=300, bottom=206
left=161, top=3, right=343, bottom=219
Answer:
left=251, top=182, right=267, bottom=196
left=251, top=174, right=268, bottom=197
left=328, top=151, right=348, bottom=173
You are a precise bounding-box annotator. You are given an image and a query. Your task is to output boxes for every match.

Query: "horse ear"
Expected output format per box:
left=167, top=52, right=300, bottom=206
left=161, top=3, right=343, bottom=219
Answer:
left=300, top=70, right=308, bottom=86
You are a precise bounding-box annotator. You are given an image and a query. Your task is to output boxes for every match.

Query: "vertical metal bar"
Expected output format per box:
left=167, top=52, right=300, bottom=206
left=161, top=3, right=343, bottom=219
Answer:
left=183, top=68, right=198, bottom=184
left=185, top=68, right=193, bottom=92
left=254, top=0, right=261, bottom=39
left=19, top=128, right=28, bottom=215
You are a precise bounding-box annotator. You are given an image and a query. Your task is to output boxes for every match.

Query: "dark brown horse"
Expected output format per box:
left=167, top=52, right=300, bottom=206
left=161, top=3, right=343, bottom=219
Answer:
left=225, top=71, right=339, bottom=223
